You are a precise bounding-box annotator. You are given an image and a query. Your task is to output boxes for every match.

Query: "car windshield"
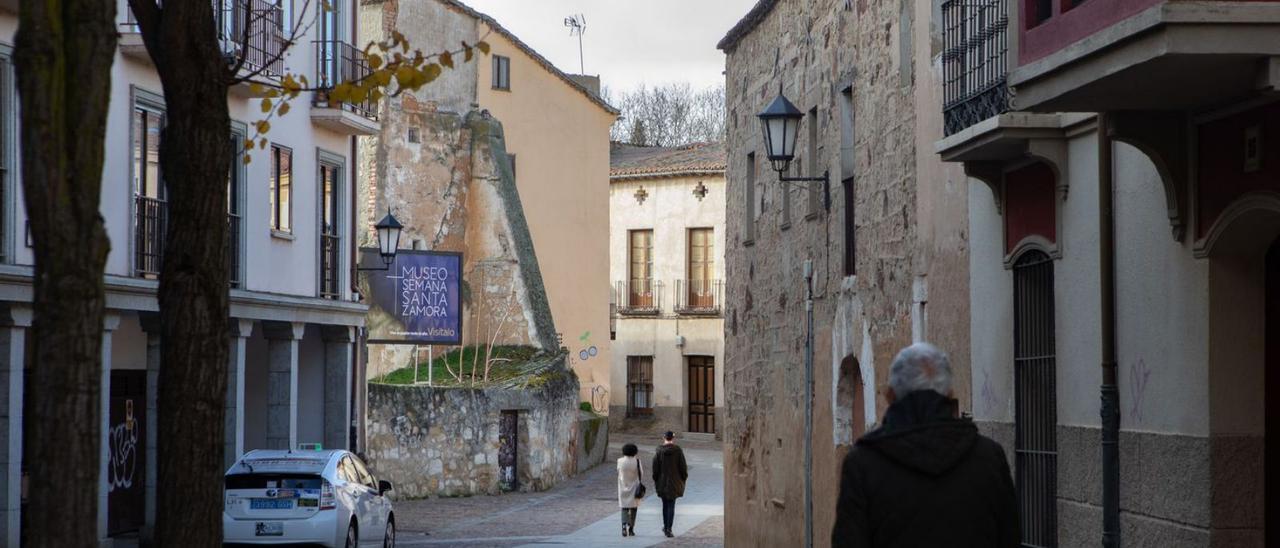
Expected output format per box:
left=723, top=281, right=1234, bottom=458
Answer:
left=225, top=473, right=323, bottom=490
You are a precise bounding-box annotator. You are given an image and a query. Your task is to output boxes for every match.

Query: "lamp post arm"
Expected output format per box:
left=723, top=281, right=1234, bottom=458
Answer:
left=775, top=170, right=831, bottom=211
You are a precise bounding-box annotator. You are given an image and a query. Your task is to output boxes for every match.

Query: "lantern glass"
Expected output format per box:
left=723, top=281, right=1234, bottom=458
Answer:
left=757, top=93, right=804, bottom=174
left=374, top=210, right=404, bottom=263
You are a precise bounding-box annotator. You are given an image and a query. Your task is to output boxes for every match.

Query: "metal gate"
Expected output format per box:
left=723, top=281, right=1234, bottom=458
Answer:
left=498, top=410, right=518, bottom=492
left=687, top=356, right=715, bottom=434
left=1013, top=250, right=1057, bottom=547
left=108, top=370, right=146, bottom=536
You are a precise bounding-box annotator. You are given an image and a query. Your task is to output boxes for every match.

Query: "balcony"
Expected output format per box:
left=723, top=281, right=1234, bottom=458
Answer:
left=120, top=0, right=286, bottom=88
left=674, top=279, right=723, bottom=316
left=319, top=232, right=341, bottom=299
left=942, top=0, right=1012, bottom=136
left=311, top=40, right=380, bottom=135
left=134, top=195, right=166, bottom=279
left=1010, top=0, right=1280, bottom=112
left=615, top=280, right=663, bottom=316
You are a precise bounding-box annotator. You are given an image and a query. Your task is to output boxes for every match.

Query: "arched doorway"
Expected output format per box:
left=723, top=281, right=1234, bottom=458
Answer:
left=1266, top=237, right=1279, bottom=546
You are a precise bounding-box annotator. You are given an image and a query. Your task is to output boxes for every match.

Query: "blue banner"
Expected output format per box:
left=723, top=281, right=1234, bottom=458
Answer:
left=363, top=250, right=463, bottom=345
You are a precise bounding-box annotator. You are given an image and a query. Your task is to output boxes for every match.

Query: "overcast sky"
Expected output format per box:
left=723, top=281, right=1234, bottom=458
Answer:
left=461, top=0, right=757, bottom=93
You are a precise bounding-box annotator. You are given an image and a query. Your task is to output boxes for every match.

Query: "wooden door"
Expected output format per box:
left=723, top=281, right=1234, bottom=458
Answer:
left=687, top=228, right=714, bottom=308
left=498, top=411, right=519, bottom=492
left=1266, top=237, right=1279, bottom=546
left=107, top=370, right=146, bottom=536
left=629, top=230, right=653, bottom=307
left=687, top=357, right=715, bottom=434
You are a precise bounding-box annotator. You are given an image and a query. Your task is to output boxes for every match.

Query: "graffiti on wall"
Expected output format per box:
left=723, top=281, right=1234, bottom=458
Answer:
left=107, top=399, right=138, bottom=492
left=1128, top=358, right=1152, bottom=423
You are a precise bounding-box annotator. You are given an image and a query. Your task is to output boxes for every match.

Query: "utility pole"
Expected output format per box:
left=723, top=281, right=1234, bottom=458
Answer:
left=564, top=14, right=586, bottom=73
left=803, top=258, right=814, bottom=548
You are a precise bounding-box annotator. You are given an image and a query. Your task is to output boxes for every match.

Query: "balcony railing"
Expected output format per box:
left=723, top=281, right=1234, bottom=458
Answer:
left=134, top=196, right=166, bottom=279
left=319, top=232, right=341, bottom=299
left=675, top=279, right=723, bottom=316
left=313, top=40, right=378, bottom=121
left=615, top=280, right=663, bottom=315
left=942, top=0, right=1011, bottom=136
left=121, top=0, right=285, bottom=78
left=228, top=212, right=241, bottom=288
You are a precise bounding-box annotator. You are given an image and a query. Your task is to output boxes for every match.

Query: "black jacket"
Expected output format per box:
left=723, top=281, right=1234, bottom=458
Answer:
left=651, top=443, right=688, bottom=499
left=832, top=390, right=1019, bottom=548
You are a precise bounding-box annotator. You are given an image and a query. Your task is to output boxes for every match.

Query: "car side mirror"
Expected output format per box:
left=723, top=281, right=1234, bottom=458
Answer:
left=378, top=479, right=393, bottom=495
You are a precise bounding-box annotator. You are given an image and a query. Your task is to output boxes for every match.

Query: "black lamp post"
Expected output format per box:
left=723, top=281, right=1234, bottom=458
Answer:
left=757, top=92, right=829, bottom=210
left=358, top=209, right=403, bottom=271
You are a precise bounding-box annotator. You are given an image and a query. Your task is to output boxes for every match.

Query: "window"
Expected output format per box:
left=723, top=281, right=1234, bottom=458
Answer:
left=0, top=49, right=13, bottom=264
left=269, top=144, right=292, bottom=233
left=1013, top=250, right=1057, bottom=548
left=840, top=87, right=855, bottom=178
left=507, top=153, right=516, bottom=180
left=492, top=55, right=511, bottom=90
left=744, top=152, right=756, bottom=244
left=843, top=178, right=856, bottom=276
left=628, top=229, right=653, bottom=308
left=806, top=107, right=820, bottom=216
left=687, top=228, right=714, bottom=308
left=1029, top=0, right=1053, bottom=28
left=319, top=159, right=341, bottom=299
left=132, top=96, right=166, bottom=278
left=626, top=356, right=653, bottom=416
left=349, top=454, right=377, bottom=490
left=228, top=131, right=245, bottom=287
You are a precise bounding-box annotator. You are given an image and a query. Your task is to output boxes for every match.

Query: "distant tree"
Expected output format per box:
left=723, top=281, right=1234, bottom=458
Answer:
left=606, top=82, right=725, bottom=146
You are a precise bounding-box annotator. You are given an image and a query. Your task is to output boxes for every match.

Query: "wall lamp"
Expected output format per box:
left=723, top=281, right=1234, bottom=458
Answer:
left=757, top=92, right=830, bottom=210
left=357, top=209, right=404, bottom=271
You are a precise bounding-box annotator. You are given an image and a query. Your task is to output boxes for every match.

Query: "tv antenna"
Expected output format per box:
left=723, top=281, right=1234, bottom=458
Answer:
left=564, top=14, right=586, bottom=73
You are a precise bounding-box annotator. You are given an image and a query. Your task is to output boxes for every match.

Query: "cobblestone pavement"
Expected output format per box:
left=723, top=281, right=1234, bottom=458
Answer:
left=392, top=434, right=724, bottom=547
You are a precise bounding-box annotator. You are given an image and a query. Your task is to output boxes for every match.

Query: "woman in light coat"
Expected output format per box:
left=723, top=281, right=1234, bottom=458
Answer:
left=617, top=443, right=643, bottom=537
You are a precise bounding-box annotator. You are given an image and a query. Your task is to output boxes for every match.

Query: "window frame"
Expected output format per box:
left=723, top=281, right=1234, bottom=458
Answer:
left=0, top=46, right=14, bottom=264
left=687, top=227, right=714, bottom=305
left=743, top=152, right=756, bottom=245
left=130, top=87, right=167, bottom=279
left=806, top=106, right=821, bottom=218
left=626, top=356, right=654, bottom=417
left=628, top=229, right=654, bottom=308
left=269, top=143, right=294, bottom=236
left=492, top=55, right=511, bottom=91
left=317, top=148, right=345, bottom=299
left=228, top=121, right=248, bottom=287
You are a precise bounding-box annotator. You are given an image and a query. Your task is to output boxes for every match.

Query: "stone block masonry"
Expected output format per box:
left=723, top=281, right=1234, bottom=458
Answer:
left=366, top=356, right=609, bottom=498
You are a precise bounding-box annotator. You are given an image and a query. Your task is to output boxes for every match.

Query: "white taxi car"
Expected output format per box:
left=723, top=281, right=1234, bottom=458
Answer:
left=224, top=449, right=395, bottom=547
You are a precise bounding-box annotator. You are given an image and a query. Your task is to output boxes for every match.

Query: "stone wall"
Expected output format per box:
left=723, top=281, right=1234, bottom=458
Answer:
left=719, top=0, right=972, bottom=545
left=365, top=358, right=594, bottom=498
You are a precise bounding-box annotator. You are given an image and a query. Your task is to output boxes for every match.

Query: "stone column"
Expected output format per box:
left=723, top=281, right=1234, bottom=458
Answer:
left=226, top=319, right=253, bottom=467
left=139, top=313, right=161, bottom=545
left=321, top=326, right=354, bottom=450
left=98, top=314, right=120, bottom=546
left=0, top=306, right=31, bottom=547
left=263, top=322, right=304, bottom=451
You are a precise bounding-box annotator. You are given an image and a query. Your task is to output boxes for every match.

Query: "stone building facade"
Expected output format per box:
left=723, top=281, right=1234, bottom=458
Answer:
left=608, top=143, right=726, bottom=437
left=718, top=1, right=971, bottom=545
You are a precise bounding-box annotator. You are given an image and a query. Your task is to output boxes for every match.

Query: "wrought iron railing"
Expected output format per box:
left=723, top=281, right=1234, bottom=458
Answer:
left=228, top=212, right=241, bottom=288
left=134, top=196, right=166, bottom=278
left=121, top=0, right=286, bottom=78
left=675, top=279, right=723, bottom=316
left=942, top=0, right=1011, bottom=136
left=313, top=40, right=378, bottom=120
left=319, top=232, right=341, bottom=299
left=615, top=280, right=663, bottom=315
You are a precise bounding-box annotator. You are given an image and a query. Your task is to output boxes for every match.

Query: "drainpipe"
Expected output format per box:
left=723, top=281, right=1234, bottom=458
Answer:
left=1098, top=113, right=1121, bottom=547
left=803, top=258, right=814, bottom=548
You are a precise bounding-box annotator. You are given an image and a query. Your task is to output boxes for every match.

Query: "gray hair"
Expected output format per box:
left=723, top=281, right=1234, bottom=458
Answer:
left=889, top=342, right=953, bottom=398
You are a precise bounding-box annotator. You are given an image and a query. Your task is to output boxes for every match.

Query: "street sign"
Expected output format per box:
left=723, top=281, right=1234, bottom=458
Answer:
left=362, top=249, right=464, bottom=345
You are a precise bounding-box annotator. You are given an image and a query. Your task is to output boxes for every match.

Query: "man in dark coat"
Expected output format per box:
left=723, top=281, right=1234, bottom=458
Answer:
left=833, top=343, right=1019, bottom=548
left=651, top=431, right=688, bottom=537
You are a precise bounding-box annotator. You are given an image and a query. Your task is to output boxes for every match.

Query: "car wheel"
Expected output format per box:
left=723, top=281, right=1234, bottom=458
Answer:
left=383, top=519, right=396, bottom=548
left=345, top=522, right=358, bottom=548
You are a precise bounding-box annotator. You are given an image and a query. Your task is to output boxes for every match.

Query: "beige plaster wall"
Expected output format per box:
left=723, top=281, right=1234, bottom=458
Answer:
left=476, top=25, right=617, bottom=408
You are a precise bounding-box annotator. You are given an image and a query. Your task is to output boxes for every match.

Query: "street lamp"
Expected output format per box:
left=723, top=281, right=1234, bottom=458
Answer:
left=757, top=92, right=829, bottom=210
left=358, top=208, right=403, bottom=271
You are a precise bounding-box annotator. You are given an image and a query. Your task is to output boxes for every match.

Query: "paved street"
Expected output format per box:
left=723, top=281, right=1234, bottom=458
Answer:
left=391, top=434, right=724, bottom=547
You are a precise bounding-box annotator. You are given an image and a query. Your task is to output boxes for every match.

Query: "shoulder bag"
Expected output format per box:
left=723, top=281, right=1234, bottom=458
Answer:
left=633, top=458, right=647, bottom=499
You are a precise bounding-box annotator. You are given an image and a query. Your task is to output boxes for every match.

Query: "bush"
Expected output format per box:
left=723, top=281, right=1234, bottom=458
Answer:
left=579, top=401, right=594, bottom=413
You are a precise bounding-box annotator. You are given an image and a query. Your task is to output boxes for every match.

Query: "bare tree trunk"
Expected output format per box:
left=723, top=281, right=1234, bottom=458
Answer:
left=128, top=1, right=232, bottom=544
left=13, top=0, right=117, bottom=545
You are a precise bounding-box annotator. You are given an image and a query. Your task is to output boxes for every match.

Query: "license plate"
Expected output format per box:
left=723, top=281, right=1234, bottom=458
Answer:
left=250, top=498, right=294, bottom=510
left=255, top=522, right=283, bottom=536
